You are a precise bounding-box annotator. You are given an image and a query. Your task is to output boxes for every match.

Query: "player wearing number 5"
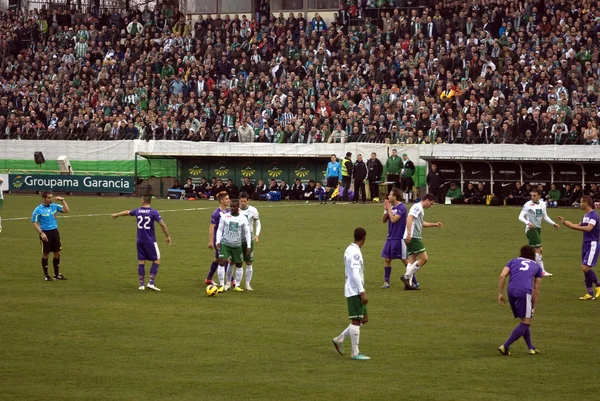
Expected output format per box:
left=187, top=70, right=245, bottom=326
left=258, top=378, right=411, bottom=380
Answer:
left=112, top=194, right=172, bottom=291
left=32, top=191, right=70, bottom=281
left=497, top=245, right=543, bottom=356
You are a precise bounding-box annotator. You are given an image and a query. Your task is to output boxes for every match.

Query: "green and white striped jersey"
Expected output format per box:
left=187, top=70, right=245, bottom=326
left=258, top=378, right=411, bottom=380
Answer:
left=216, top=213, right=251, bottom=247
left=404, top=202, right=424, bottom=239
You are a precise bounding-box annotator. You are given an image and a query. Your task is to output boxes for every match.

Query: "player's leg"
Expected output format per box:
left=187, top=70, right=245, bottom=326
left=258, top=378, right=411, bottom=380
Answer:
left=499, top=292, right=534, bottom=355
left=217, top=246, right=229, bottom=290
left=381, top=239, right=392, bottom=288
left=206, top=249, right=219, bottom=285
left=244, top=241, right=254, bottom=291
left=41, top=230, right=54, bottom=280
left=50, top=230, right=66, bottom=279
left=233, top=262, right=245, bottom=292
left=580, top=241, right=599, bottom=299
left=138, top=259, right=146, bottom=290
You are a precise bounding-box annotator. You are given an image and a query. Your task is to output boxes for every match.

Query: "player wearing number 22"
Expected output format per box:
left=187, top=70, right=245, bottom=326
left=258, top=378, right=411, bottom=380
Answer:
left=557, top=195, right=600, bottom=300
left=112, top=194, right=172, bottom=291
left=497, top=245, right=543, bottom=356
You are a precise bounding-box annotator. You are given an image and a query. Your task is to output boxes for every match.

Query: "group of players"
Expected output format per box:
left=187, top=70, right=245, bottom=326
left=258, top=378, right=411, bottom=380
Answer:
left=31, top=188, right=260, bottom=294
left=332, top=187, right=600, bottom=360
left=23, top=173, right=600, bottom=360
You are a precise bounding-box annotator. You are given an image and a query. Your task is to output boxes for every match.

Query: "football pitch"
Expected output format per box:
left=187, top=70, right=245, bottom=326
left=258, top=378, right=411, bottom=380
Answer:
left=0, top=196, right=595, bottom=401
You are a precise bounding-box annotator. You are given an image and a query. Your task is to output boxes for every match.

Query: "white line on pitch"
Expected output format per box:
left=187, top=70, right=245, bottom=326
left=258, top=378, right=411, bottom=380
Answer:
left=1, top=201, right=351, bottom=222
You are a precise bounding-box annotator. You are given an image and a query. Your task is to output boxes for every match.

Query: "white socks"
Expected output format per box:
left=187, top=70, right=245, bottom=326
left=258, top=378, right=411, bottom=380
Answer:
left=235, top=267, right=243, bottom=286
left=226, top=263, right=234, bottom=284
left=337, top=324, right=352, bottom=341
left=405, top=262, right=420, bottom=282
left=349, top=324, right=360, bottom=356
left=535, top=253, right=545, bottom=272
left=246, top=264, right=253, bottom=286
left=217, top=265, right=225, bottom=286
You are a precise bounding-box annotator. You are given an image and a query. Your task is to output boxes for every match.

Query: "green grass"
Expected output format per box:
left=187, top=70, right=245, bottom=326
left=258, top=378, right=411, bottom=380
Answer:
left=0, top=196, right=595, bottom=401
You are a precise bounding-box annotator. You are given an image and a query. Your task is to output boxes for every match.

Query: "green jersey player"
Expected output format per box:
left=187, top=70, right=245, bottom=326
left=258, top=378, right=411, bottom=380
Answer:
left=518, top=188, right=559, bottom=277
left=332, top=228, right=370, bottom=360
left=239, top=192, right=261, bottom=291
left=400, top=193, right=443, bottom=290
left=216, top=199, right=252, bottom=292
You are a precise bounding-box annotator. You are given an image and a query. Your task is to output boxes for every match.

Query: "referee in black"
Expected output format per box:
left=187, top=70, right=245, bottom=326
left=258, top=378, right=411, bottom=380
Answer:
left=31, top=192, right=70, bottom=281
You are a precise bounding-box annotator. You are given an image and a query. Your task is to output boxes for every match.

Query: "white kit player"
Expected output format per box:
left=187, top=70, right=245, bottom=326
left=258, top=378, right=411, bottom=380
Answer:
left=239, top=191, right=262, bottom=291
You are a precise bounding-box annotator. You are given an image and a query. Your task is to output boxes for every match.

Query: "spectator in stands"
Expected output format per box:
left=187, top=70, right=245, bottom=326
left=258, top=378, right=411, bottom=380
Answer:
left=463, top=183, right=476, bottom=204
left=470, top=182, right=488, bottom=205
left=278, top=180, right=290, bottom=200
left=184, top=178, right=195, bottom=198
left=253, top=179, right=268, bottom=200
left=546, top=183, right=561, bottom=207
left=225, top=178, right=239, bottom=199
left=446, top=182, right=462, bottom=204
left=367, top=152, right=383, bottom=201
left=506, top=182, right=526, bottom=206
left=0, top=4, right=596, bottom=147
left=195, top=177, right=209, bottom=199
left=561, top=184, right=574, bottom=207
left=171, top=179, right=184, bottom=190
left=426, top=163, right=444, bottom=204
left=290, top=179, right=305, bottom=200
left=241, top=177, right=255, bottom=197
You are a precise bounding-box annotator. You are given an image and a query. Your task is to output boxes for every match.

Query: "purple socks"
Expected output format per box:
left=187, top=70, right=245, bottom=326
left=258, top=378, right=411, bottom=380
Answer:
left=384, top=266, right=391, bottom=283
left=504, top=322, right=530, bottom=349
left=138, top=263, right=145, bottom=286
left=522, top=326, right=534, bottom=350
left=207, top=261, right=218, bottom=280
left=149, top=263, right=159, bottom=285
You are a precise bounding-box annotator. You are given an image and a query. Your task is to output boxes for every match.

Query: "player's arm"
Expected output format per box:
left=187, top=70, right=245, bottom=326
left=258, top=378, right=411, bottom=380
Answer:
left=557, top=216, right=595, bottom=232
left=404, top=214, right=414, bottom=242
left=159, top=220, right=172, bottom=245
left=349, top=258, right=366, bottom=304
left=382, top=199, right=390, bottom=223
left=111, top=210, right=131, bottom=219
left=254, top=213, right=261, bottom=242
left=542, top=208, right=559, bottom=228
left=532, top=277, right=542, bottom=308
left=215, top=220, right=224, bottom=250
left=243, top=222, right=252, bottom=255
left=497, top=266, right=510, bottom=306
left=208, top=222, right=216, bottom=249
left=423, top=221, right=442, bottom=228
left=55, top=196, right=69, bottom=213
left=518, top=208, right=532, bottom=227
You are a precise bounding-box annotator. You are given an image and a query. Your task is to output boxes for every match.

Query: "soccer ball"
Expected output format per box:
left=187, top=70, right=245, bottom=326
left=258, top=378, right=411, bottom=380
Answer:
left=206, top=284, right=219, bottom=297
left=373, top=197, right=380, bottom=203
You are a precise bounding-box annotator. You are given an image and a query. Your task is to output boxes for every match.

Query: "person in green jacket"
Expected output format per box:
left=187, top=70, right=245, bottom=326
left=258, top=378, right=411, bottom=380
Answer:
left=546, top=183, right=561, bottom=207
left=383, top=148, right=402, bottom=194
left=446, top=182, right=463, bottom=204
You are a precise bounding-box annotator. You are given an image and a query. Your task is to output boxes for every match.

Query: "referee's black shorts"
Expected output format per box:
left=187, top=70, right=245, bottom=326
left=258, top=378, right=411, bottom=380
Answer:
left=41, top=229, right=62, bottom=254
left=326, top=177, right=339, bottom=188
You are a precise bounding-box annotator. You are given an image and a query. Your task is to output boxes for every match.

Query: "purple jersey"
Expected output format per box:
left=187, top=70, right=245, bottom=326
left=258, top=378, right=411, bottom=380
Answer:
left=506, top=257, right=543, bottom=294
left=582, top=210, right=599, bottom=243
left=129, top=207, right=162, bottom=243
left=387, top=203, right=407, bottom=239
left=211, top=207, right=229, bottom=242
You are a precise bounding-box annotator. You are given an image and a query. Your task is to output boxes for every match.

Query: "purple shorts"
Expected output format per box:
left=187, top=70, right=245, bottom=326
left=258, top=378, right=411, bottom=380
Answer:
left=582, top=241, right=599, bottom=267
left=381, top=239, right=407, bottom=260
left=508, top=290, right=533, bottom=319
left=137, top=241, right=160, bottom=261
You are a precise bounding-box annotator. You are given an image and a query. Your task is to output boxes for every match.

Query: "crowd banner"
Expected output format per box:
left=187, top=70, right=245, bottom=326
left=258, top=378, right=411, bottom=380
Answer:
left=8, top=174, right=135, bottom=193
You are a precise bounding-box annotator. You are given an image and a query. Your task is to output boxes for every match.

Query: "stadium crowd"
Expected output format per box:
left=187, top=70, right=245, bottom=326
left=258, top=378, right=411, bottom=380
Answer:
left=0, top=0, right=599, bottom=144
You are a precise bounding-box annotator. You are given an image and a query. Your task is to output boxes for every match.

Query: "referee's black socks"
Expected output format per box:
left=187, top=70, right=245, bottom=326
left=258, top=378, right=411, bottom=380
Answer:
left=53, top=258, right=60, bottom=276
left=42, top=258, right=49, bottom=276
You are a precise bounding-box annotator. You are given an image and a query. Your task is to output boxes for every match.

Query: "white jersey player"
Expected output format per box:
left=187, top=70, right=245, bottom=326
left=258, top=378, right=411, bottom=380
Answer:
left=239, top=192, right=262, bottom=291
left=518, top=188, right=559, bottom=276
